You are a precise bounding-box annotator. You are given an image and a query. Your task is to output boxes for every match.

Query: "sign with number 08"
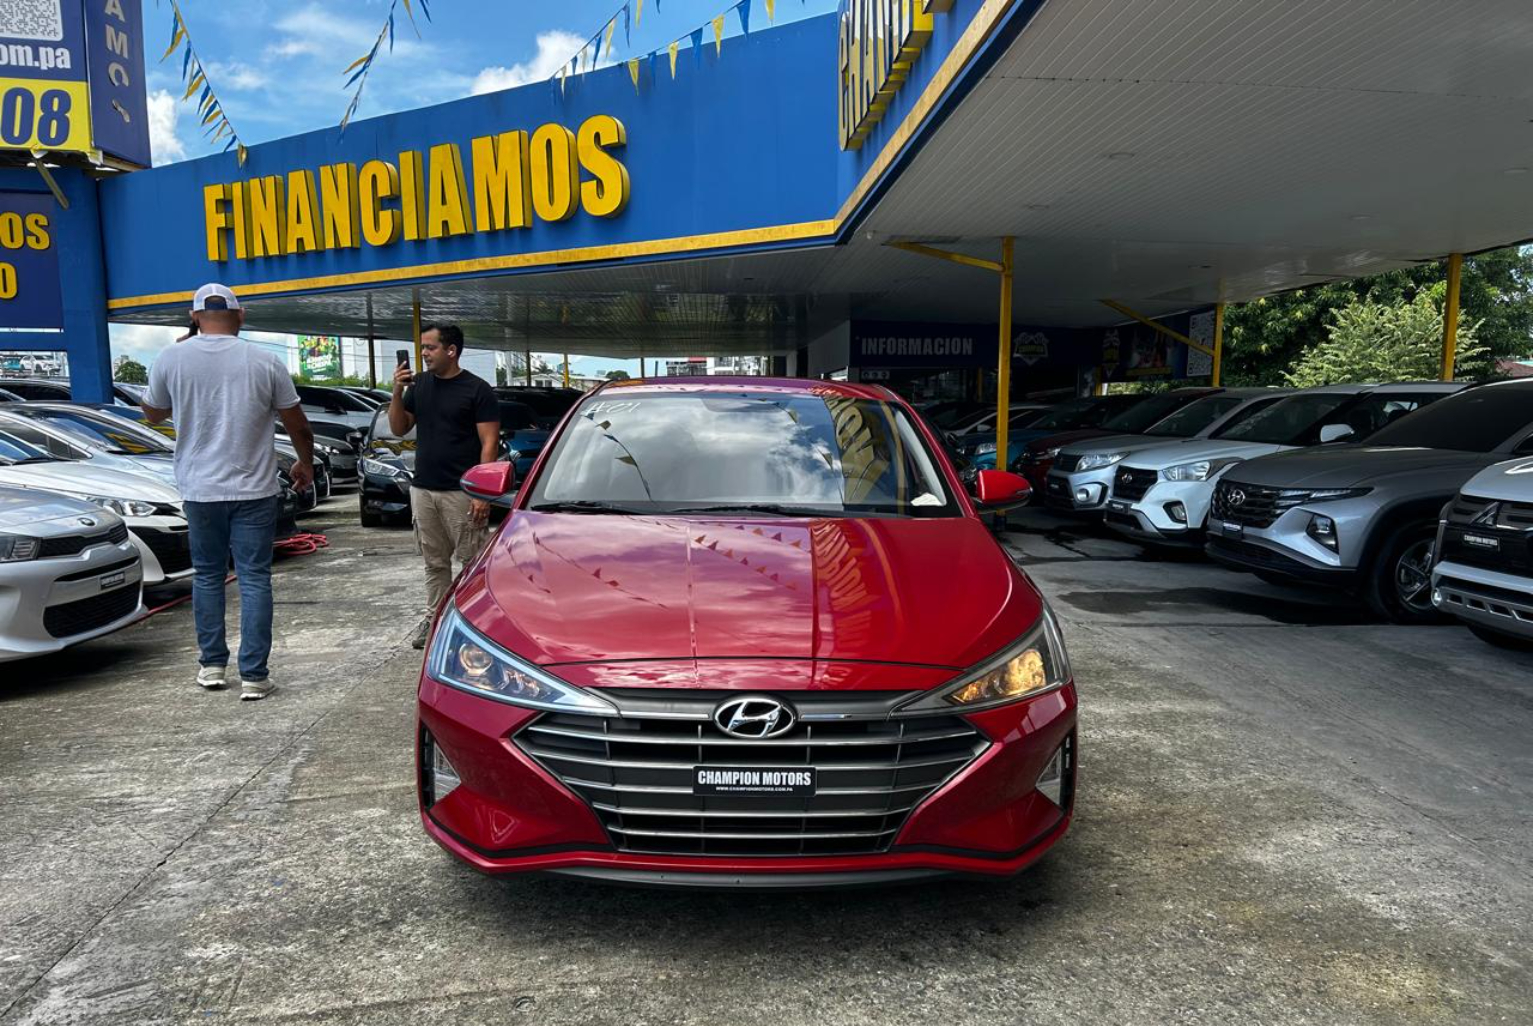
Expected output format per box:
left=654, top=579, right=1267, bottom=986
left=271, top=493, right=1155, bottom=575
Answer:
left=0, top=79, right=91, bottom=153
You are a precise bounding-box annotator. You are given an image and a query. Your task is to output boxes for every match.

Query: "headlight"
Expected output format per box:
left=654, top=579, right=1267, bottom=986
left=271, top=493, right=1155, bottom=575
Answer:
left=1302, top=487, right=1372, bottom=503
left=1077, top=452, right=1125, bottom=471
left=86, top=496, right=157, bottom=518
left=0, top=533, right=40, bottom=562
left=902, top=606, right=1072, bottom=712
left=361, top=457, right=409, bottom=478
left=974, top=441, right=998, bottom=455
left=427, top=607, right=616, bottom=713
left=1162, top=458, right=1241, bottom=483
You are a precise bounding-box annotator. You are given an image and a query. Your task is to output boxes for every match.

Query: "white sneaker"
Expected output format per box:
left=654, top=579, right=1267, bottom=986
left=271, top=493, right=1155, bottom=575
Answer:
left=197, top=666, right=227, bottom=690
left=240, top=678, right=276, bottom=701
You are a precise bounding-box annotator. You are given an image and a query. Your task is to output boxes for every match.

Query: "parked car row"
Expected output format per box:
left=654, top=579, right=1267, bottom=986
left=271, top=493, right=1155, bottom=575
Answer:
left=0, top=385, right=359, bottom=663
left=996, top=379, right=1533, bottom=647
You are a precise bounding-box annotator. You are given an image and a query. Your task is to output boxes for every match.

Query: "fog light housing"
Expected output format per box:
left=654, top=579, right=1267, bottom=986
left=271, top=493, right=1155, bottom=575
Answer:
left=1166, top=502, right=1187, bottom=524
left=1075, top=483, right=1105, bottom=506
left=421, top=730, right=462, bottom=807
left=1036, top=734, right=1075, bottom=808
left=1307, top=513, right=1338, bottom=550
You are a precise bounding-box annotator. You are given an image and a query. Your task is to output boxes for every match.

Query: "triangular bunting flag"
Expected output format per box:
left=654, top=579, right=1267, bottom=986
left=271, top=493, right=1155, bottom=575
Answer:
left=668, top=40, right=679, bottom=78
left=690, top=27, right=704, bottom=69
left=766, top=0, right=775, bottom=20
left=712, top=14, right=724, bottom=55
left=737, top=0, right=751, bottom=36
left=635, top=0, right=644, bottom=26
left=627, top=57, right=640, bottom=91
left=604, top=17, right=617, bottom=58
left=623, top=3, right=631, bottom=45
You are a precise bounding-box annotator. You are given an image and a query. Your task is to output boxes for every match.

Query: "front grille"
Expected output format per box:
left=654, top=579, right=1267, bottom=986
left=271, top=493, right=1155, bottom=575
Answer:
left=1210, top=480, right=1310, bottom=528
left=1113, top=466, right=1157, bottom=502
left=37, top=521, right=130, bottom=558
left=43, top=584, right=141, bottom=638
left=1053, top=453, right=1083, bottom=473
left=516, top=692, right=988, bottom=858
left=138, top=528, right=193, bottom=574
left=1446, top=493, right=1533, bottom=531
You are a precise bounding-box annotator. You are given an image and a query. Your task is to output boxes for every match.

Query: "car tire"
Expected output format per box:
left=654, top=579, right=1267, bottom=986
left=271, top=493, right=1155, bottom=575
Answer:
left=1466, top=623, right=1533, bottom=651
left=360, top=504, right=384, bottom=528
left=1364, top=521, right=1449, bottom=625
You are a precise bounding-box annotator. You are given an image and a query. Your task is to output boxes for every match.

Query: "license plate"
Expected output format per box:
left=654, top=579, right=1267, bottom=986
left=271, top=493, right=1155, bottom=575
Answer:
left=693, top=767, right=817, bottom=797
left=99, top=571, right=126, bottom=590
left=1220, top=521, right=1244, bottom=537
left=1108, top=500, right=1130, bottom=512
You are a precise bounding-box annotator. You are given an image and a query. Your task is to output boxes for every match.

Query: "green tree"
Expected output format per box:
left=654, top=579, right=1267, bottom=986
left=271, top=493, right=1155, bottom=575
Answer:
left=114, top=358, right=148, bottom=384
left=604, top=369, right=630, bottom=381
left=495, top=364, right=509, bottom=386
left=1223, top=245, right=1533, bottom=384
left=1284, top=294, right=1489, bottom=387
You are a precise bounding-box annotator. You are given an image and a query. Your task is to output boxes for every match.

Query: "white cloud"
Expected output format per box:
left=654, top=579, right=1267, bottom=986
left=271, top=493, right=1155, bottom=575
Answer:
left=146, top=90, right=185, bottom=166
left=269, top=4, right=431, bottom=60
left=204, top=61, right=268, bottom=91
left=471, top=30, right=586, bottom=94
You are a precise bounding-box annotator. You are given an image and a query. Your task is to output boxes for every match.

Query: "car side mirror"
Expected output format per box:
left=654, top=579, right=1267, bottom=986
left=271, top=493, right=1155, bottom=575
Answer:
left=971, top=469, right=1031, bottom=512
left=1319, top=423, right=1355, bottom=444
left=461, top=461, right=517, bottom=507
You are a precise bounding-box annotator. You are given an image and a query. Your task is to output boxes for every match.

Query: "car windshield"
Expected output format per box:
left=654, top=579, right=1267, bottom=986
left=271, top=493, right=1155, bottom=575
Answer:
left=1363, top=386, right=1533, bottom=452
left=301, top=387, right=374, bottom=413
left=0, top=419, right=89, bottom=460
left=529, top=391, right=959, bottom=517
left=1213, top=393, right=1359, bottom=445
left=369, top=408, right=414, bottom=443
left=18, top=409, right=174, bottom=454
left=0, top=431, right=54, bottom=464
left=1100, top=393, right=1205, bottom=434
left=499, top=401, right=539, bottom=431
left=1029, top=397, right=1138, bottom=431
left=1145, top=395, right=1248, bottom=437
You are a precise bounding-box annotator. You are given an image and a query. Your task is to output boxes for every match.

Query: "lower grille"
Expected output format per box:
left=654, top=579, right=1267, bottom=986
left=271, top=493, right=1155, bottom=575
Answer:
left=1113, top=466, right=1157, bottom=502
left=516, top=693, right=988, bottom=857
left=138, top=528, right=192, bottom=574
left=38, top=521, right=130, bottom=558
left=43, top=584, right=141, bottom=638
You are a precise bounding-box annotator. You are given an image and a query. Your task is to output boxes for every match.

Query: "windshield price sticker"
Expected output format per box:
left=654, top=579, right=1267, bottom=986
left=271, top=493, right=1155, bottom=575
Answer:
left=694, top=767, right=817, bottom=797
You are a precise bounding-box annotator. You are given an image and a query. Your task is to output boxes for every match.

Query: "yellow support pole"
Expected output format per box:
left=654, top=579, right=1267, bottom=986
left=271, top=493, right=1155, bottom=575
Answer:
left=1211, top=302, right=1226, bottom=387
left=996, top=237, right=1015, bottom=475
left=1441, top=252, right=1463, bottom=381
left=562, top=353, right=571, bottom=389
left=411, top=289, right=423, bottom=372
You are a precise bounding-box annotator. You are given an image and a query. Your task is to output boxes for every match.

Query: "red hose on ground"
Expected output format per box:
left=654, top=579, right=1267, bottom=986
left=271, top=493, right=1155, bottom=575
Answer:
left=141, top=533, right=330, bottom=618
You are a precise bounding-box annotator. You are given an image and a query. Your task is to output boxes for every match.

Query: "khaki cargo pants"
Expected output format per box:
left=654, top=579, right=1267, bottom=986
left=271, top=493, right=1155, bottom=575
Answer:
left=411, top=486, right=491, bottom=616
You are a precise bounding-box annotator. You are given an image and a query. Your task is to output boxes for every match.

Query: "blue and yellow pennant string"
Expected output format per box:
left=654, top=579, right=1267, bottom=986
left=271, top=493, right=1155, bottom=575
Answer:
left=161, top=0, right=247, bottom=165
left=340, top=0, right=433, bottom=132
left=552, top=0, right=797, bottom=96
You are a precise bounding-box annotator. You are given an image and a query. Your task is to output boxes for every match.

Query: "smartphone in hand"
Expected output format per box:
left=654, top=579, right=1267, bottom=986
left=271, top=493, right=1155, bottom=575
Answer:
left=395, top=349, right=413, bottom=386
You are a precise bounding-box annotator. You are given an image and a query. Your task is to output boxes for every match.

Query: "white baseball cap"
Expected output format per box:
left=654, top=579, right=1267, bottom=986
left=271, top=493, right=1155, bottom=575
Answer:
left=192, top=282, right=241, bottom=311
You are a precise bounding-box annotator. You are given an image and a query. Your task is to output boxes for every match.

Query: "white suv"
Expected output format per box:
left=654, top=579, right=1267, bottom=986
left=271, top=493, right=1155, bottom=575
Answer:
left=1433, top=456, right=1533, bottom=648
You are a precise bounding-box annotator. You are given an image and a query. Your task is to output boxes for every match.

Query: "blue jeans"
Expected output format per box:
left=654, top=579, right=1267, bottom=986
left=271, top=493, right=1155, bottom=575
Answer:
left=184, top=497, right=277, bottom=681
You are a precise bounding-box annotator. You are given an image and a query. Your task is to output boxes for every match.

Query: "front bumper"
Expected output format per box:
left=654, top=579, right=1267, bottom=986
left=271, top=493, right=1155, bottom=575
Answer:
left=361, top=469, right=413, bottom=519
left=1103, top=477, right=1216, bottom=545
left=1044, top=467, right=1116, bottom=513
left=418, top=678, right=1077, bottom=884
left=1433, top=560, right=1533, bottom=640
left=128, top=516, right=194, bottom=585
left=0, top=538, right=144, bottom=662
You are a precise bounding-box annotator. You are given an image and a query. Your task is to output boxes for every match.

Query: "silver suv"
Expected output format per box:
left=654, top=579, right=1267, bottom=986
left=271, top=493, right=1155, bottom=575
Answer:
left=1206, top=380, right=1533, bottom=623
left=1432, top=457, right=1533, bottom=648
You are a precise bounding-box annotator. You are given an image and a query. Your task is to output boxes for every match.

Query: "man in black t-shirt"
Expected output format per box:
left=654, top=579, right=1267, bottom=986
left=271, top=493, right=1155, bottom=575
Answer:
left=389, top=324, right=500, bottom=648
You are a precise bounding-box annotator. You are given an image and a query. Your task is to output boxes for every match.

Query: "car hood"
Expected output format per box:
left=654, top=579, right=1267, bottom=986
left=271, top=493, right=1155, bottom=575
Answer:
left=0, top=460, right=181, bottom=503
left=456, top=512, right=1041, bottom=671
left=0, top=486, right=120, bottom=532
left=1225, top=445, right=1502, bottom=490
left=1029, top=428, right=1123, bottom=454
left=1121, top=438, right=1289, bottom=469
left=365, top=437, right=416, bottom=469
left=1461, top=457, right=1533, bottom=500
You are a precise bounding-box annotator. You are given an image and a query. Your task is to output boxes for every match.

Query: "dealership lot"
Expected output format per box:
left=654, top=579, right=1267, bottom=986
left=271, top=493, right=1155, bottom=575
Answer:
left=1, top=501, right=1529, bottom=1026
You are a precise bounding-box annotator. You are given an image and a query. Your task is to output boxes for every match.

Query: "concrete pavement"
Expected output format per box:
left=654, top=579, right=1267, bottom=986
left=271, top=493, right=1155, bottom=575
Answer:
left=1, top=501, right=1529, bottom=1025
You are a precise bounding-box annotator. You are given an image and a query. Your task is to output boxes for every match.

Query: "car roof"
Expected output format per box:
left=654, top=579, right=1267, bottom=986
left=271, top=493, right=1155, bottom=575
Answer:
left=602, top=376, right=898, bottom=401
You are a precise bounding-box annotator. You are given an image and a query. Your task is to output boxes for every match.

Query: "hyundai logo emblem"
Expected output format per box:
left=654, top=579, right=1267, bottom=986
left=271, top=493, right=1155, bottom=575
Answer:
left=1228, top=488, right=1247, bottom=507
left=714, top=696, right=796, bottom=740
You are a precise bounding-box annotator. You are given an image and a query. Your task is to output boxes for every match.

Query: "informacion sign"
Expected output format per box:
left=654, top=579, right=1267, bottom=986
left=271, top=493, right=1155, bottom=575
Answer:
left=0, top=190, right=62, bottom=329
left=0, top=0, right=149, bottom=167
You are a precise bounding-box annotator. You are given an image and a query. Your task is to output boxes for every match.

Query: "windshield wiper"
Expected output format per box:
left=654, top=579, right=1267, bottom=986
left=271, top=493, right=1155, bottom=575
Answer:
left=665, top=503, right=841, bottom=517
left=529, top=500, right=646, bottom=515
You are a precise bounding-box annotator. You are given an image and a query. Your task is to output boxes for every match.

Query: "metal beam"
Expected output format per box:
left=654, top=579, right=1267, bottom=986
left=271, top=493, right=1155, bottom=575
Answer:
left=1441, top=252, right=1463, bottom=381
left=1099, top=299, right=1217, bottom=358
left=887, top=240, right=1003, bottom=274
left=1211, top=302, right=1226, bottom=387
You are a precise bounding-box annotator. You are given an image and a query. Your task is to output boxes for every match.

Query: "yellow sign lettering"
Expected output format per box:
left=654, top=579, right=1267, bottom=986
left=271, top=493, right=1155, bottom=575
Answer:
left=359, top=160, right=403, bottom=248
left=247, top=175, right=286, bottom=257
left=202, top=184, right=230, bottom=261
left=577, top=115, right=630, bottom=219
left=838, top=0, right=945, bottom=150
left=286, top=170, right=322, bottom=254
left=529, top=124, right=578, bottom=223
left=320, top=163, right=360, bottom=250
left=24, top=213, right=49, bottom=250
left=471, top=131, right=532, bottom=233
left=399, top=150, right=427, bottom=242
left=426, top=143, right=471, bottom=239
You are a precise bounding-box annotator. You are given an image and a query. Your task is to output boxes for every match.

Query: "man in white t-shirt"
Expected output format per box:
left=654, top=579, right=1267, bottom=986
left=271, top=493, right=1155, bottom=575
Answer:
left=143, top=283, right=315, bottom=701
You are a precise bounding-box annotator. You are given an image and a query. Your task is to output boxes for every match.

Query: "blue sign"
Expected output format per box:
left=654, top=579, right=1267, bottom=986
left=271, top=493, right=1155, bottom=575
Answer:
left=0, top=190, right=64, bottom=329
left=85, top=0, right=150, bottom=168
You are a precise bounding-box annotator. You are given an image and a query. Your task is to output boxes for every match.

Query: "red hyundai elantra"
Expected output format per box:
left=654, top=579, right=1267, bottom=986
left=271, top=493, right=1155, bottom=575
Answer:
left=417, top=378, right=1077, bottom=887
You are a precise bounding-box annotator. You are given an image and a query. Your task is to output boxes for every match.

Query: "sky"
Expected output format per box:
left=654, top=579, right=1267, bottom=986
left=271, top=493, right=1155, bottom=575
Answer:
left=107, top=0, right=838, bottom=380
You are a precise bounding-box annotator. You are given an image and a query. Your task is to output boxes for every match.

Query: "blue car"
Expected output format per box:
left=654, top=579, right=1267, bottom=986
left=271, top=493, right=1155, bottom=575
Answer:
left=961, top=395, right=1150, bottom=469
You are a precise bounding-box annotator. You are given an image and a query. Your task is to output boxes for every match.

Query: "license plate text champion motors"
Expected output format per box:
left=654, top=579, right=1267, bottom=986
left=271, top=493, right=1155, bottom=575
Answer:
left=694, top=767, right=817, bottom=797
